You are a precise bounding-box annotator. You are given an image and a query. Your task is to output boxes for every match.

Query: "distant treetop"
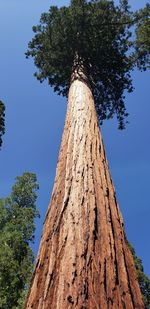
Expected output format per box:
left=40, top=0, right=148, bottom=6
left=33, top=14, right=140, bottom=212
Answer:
left=0, top=100, right=5, bottom=149
left=26, top=0, right=150, bottom=129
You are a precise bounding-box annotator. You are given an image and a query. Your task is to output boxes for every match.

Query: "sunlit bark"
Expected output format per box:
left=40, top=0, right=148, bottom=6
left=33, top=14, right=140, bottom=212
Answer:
left=24, top=70, right=144, bottom=309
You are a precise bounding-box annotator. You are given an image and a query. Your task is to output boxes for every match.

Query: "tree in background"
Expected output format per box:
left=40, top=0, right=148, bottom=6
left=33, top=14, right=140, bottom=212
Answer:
left=0, top=100, right=5, bottom=149
left=0, top=172, right=39, bottom=309
left=24, top=1, right=149, bottom=308
left=135, top=3, right=150, bottom=70
left=129, top=243, right=150, bottom=309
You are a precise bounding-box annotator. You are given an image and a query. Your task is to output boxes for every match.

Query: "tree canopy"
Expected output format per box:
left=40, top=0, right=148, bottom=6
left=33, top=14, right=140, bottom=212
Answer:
left=0, top=100, right=5, bottom=149
left=135, top=4, right=150, bottom=70
left=0, top=172, right=39, bottom=309
left=26, top=0, right=150, bottom=129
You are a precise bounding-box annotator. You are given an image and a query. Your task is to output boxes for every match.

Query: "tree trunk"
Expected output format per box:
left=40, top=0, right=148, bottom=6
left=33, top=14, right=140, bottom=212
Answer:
left=24, top=69, right=144, bottom=309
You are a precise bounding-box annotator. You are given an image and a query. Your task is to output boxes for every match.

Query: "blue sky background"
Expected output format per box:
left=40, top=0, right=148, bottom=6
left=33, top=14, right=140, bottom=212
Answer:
left=0, top=0, right=149, bottom=277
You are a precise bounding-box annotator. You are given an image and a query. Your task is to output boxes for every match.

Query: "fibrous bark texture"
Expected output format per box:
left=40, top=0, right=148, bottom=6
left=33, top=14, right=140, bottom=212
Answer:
left=25, top=76, right=144, bottom=309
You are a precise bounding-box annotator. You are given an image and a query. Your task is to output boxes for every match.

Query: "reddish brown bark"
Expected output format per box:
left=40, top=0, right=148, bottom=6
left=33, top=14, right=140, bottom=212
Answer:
left=24, top=72, right=144, bottom=309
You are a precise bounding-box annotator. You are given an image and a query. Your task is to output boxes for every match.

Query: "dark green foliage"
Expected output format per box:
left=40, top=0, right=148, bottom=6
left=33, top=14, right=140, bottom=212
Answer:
left=135, top=4, right=150, bottom=70
left=129, top=243, right=150, bottom=309
left=26, top=0, right=149, bottom=129
left=0, top=173, right=40, bottom=309
left=0, top=100, right=5, bottom=149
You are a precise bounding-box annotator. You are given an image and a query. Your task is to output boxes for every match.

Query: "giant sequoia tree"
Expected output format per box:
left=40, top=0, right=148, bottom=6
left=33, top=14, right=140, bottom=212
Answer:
left=24, top=1, right=150, bottom=308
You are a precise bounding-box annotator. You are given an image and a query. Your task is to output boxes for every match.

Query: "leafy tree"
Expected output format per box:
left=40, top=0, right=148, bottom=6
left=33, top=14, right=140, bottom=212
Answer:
left=0, top=100, right=5, bottom=149
left=134, top=4, right=150, bottom=70
left=0, top=172, right=40, bottom=309
left=26, top=0, right=149, bottom=129
left=129, top=243, right=150, bottom=309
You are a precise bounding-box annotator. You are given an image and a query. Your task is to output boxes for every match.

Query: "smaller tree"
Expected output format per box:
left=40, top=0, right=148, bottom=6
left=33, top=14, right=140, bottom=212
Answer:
left=134, top=4, right=150, bottom=70
left=0, top=172, right=40, bottom=309
left=0, top=100, right=5, bottom=149
left=129, top=243, right=150, bottom=309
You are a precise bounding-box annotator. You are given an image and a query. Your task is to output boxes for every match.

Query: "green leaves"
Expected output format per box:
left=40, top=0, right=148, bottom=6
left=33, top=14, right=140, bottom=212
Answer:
left=0, top=100, right=5, bottom=149
left=129, top=243, right=150, bottom=309
left=26, top=0, right=149, bottom=129
left=0, top=173, right=39, bottom=309
left=134, top=4, right=150, bottom=70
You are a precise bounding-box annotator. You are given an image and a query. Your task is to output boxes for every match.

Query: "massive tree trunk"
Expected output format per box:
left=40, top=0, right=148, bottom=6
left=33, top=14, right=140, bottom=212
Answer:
left=24, top=68, right=144, bottom=309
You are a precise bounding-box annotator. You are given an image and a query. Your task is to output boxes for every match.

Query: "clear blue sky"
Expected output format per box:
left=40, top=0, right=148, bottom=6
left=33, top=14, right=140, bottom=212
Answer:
left=0, top=0, right=149, bottom=277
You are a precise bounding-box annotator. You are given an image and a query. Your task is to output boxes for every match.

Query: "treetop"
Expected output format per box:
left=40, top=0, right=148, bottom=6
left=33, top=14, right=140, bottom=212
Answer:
left=0, top=100, right=5, bottom=148
left=26, top=0, right=150, bottom=129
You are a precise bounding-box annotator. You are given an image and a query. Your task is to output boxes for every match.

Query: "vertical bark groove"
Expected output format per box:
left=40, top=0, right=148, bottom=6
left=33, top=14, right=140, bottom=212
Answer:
left=24, top=75, right=144, bottom=309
